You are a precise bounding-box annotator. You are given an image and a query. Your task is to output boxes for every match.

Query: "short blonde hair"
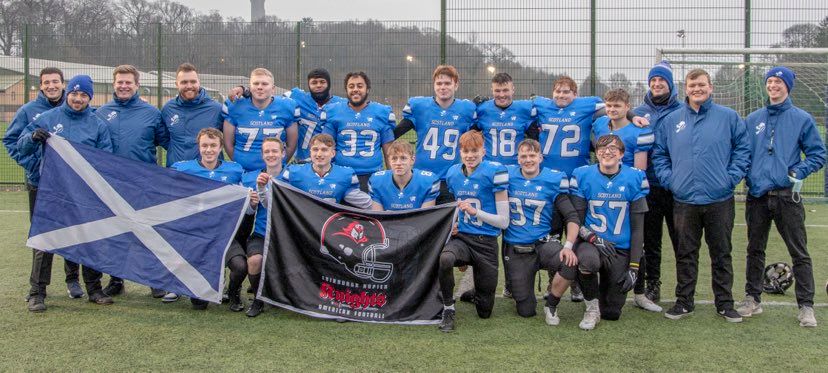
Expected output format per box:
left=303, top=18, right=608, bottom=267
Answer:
left=250, top=68, right=274, bottom=82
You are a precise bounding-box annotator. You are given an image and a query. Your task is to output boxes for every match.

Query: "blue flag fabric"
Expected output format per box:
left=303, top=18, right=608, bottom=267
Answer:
left=26, top=136, right=249, bottom=303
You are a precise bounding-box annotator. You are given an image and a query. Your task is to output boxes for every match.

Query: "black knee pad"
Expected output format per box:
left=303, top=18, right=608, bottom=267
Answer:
left=558, top=264, right=577, bottom=281
left=516, top=300, right=537, bottom=318
left=439, top=251, right=456, bottom=271
left=601, top=310, right=622, bottom=321
left=228, top=256, right=247, bottom=275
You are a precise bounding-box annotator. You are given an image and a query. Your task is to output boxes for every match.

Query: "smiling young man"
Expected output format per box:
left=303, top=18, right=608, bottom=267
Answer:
left=321, top=72, right=396, bottom=192
left=368, top=140, right=440, bottom=211
left=653, top=68, right=751, bottom=323
left=95, top=65, right=167, bottom=298
left=3, top=67, right=84, bottom=301
left=437, top=131, right=510, bottom=332
left=737, top=66, right=826, bottom=327
left=17, top=75, right=114, bottom=312
left=395, top=65, right=478, bottom=204
left=503, top=139, right=580, bottom=324
left=591, top=88, right=653, bottom=171
left=223, top=68, right=299, bottom=172
left=171, top=128, right=258, bottom=311
left=161, top=63, right=225, bottom=166
left=569, top=134, right=649, bottom=330
left=474, top=73, right=538, bottom=166
left=286, top=69, right=348, bottom=164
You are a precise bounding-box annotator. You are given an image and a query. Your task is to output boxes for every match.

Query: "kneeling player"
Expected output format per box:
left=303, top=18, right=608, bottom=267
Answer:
left=504, top=139, right=579, bottom=324
left=243, top=137, right=287, bottom=317
left=438, top=130, right=509, bottom=332
left=569, top=134, right=649, bottom=330
left=369, top=140, right=440, bottom=211
left=171, top=128, right=258, bottom=310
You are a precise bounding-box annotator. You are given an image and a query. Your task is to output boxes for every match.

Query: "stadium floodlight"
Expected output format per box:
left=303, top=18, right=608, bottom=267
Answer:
left=405, top=55, right=414, bottom=98
left=487, top=65, right=496, bottom=74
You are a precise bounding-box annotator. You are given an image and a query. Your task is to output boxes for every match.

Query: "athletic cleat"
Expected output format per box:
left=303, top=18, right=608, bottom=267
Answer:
left=150, top=288, right=167, bottom=298
left=664, top=304, right=693, bottom=320
left=102, top=280, right=124, bottom=297
left=459, top=290, right=476, bottom=304
left=439, top=308, right=456, bottom=333
left=544, top=305, right=560, bottom=326
left=798, top=306, right=817, bottom=328
left=633, top=294, right=663, bottom=312
left=88, top=292, right=114, bottom=305
left=645, top=280, right=661, bottom=303
left=570, top=284, right=584, bottom=303
left=67, top=281, right=84, bottom=299
left=579, top=299, right=600, bottom=330
left=162, top=292, right=180, bottom=303
left=502, top=288, right=513, bottom=299
left=717, top=308, right=743, bottom=323
left=228, top=292, right=245, bottom=312
left=736, top=296, right=763, bottom=317
left=246, top=300, right=265, bottom=317
left=27, top=295, right=46, bottom=312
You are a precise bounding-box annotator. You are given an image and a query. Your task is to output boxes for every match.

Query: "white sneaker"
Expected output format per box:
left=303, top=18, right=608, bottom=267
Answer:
left=633, top=294, right=663, bottom=313
left=798, top=306, right=817, bottom=328
left=579, top=299, right=600, bottom=330
left=162, top=292, right=180, bottom=303
left=736, top=296, right=763, bottom=317
left=454, top=267, right=475, bottom=299
left=544, top=306, right=560, bottom=326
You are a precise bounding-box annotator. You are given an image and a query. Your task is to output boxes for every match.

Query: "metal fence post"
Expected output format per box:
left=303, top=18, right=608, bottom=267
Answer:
left=589, top=0, right=597, bottom=95
left=743, top=0, right=751, bottom=116
left=295, top=21, right=302, bottom=88
left=440, top=0, right=447, bottom=64
left=156, top=23, right=163, bottom=165
left=23, top=24, right=30, bottom=105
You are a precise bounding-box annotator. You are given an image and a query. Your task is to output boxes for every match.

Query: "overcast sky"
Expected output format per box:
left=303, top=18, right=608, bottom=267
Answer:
left=175, top=0, right=440, bottom=21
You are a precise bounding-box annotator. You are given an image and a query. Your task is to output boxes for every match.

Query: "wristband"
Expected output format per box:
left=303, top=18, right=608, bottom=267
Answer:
left=563, top=241, right=574, bottom=250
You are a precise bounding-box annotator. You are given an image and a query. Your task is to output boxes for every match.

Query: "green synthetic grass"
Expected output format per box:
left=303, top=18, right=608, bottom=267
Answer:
left=0, top=122, right=26, bottom=184
left=0, top=191, right=826, bottom=371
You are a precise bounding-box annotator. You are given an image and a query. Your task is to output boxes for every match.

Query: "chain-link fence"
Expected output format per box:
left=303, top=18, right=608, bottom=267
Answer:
left=1, top=0, right=827, bottom=195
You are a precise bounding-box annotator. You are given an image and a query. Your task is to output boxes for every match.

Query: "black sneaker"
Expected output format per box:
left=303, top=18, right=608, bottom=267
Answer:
left=459, top=290, right=475, bottom=304
left=103, top=280, right=124, bottom=297
left=717, top=308, right=743, bottom=323
left=27, top=295, right=46, bottom=312
left=664, top=304, right=693, bottom=320
left=645, top=280, right=661, bottom=303
left=67, top=281, right=84, bottom=299
left=191, top=299, right=209, bottom=310
left=246, top=299, right=265, bottom=317
left=439, top=308, right=456, bottom=333
left=150, top=288, right=166, bottom=298
left=88, top=292, right=114, bottom=305
left=570, top=284, right=584, bottom=302
left=228, top=292, right=245, bottom=312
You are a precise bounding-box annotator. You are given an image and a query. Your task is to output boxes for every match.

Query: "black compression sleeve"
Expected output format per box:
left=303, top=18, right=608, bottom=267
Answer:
left=394, top=118, right=415, bottom=139
left=568, top=195, right=587, bottom=224
left=629, top=211, right=645, bottom=266
left=555, top=194, right=580, bottom=225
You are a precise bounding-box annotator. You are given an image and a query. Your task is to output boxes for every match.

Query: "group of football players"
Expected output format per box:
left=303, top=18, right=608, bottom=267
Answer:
left=4, top=59, right=823, bottom=330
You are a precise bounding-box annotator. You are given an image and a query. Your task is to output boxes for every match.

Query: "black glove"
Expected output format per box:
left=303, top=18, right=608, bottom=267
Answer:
left=579, top=226, right=616, bottom=258
left=618, top=268, right=638, bottom=293
left=472, top=95, right=490, bottom=106
left=32, top=128, right=51, bottom=143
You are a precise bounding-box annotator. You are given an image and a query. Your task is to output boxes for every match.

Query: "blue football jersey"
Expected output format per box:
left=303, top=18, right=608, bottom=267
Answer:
left=534, top=96, right=604, bottom=175
left=284, top=88, right=347, bottom=162
left=171, top=159, right=244, bottom=185
left=402, top=97, right=477, bottom=180
left=569, top=164, right=649, bottom=249
left=321, top=102, right=396, bottom=175
left=281, top=163, right=359, bottom=203
left=505, top=165, right=569, bottom=245
left=226, top=97, right=300, bottom=171
left=475, top=99, right=537, bottom=165
left=242, top=169, right=285, bottom=237
left=368, top=169, right=440, bottom=211
left=445, top=161, right=509, bottom=236
left=591, top=116, right=655, bottom=167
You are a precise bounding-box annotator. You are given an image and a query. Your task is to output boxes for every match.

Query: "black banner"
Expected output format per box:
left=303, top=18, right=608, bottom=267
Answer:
left=258, top=181, right=457, bottom=324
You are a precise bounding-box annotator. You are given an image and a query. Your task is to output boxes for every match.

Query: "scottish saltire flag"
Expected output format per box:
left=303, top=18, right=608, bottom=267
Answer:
left=26, top=136, right=249, bottom=303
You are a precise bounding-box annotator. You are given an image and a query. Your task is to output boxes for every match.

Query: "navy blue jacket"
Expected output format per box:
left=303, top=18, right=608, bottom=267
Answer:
left=17, top=103, right=113, bottom=187
left=96, top=93, right=166, bottom=164
left=745, top=97, right=826, bottom=197
left=160, top=88, right=224, bottom=166
left=3, top=91, right=64, bottom=184
left=652, top=98, right=751, bottom=205
left=633, top=91, right=682, bottom=188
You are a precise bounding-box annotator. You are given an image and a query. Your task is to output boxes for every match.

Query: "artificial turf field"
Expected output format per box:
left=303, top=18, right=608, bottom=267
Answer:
left=0, top=191, right=826, bottom=371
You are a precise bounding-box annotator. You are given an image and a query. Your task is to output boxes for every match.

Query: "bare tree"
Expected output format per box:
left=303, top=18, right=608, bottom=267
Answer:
left=116, top=0, right=160, bottom=37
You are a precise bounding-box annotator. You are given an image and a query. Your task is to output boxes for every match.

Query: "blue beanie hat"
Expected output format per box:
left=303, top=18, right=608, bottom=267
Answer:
left=647, top=60, right=675, bottom=95
left=765, top=66, right=795, bottom=93
left=66, top=75, right=94, bottom=100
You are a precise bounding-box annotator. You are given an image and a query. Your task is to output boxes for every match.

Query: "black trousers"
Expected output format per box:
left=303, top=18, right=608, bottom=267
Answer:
left=26, top=185, right=86, bottom=296
left=439, top=233, right=499, bottom=318
left=673, top=197, right=736, bottom=311
left=576, top=242, right=631, bottom=320
left=503, top=240, right=576, bottom=317
left=637, top=185, right=679, bottom=292
left=745, top=191, right=814, bottom=307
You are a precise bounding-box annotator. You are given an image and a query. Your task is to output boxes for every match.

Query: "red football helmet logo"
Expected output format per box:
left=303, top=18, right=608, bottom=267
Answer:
left=320, top=212, right=393, bottom=283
